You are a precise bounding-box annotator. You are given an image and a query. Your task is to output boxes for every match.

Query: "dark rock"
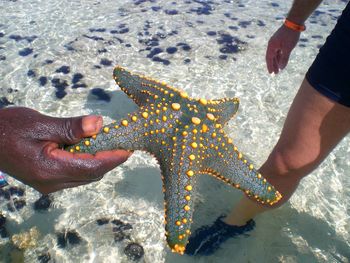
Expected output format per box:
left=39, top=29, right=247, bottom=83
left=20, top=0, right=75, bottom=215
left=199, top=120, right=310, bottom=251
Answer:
left=100, top=59, right=112, bottom=66
left=124, top=242, right=144, bottom=261
left=55, top=90, right=67, bottom=99
left=166, top=47, right=177, bottom=54
left=56, top=66, right=70, bottom=74
left=9, top=186, right=25, bottom=197
left=0, top=214, right=6, bottom=228
left=37, top=252, right=51, bottom=263
left=207, top=31, right=216, bottom=36
left=0, top=226, right=8, bottom=238
left=27, top=69, right=36, bottom=77
left=57, top=232, right=67, bottom=248
left=57, top=230, right=82, bottom=248
left=19, top=48, right=33, bottom=56
left=66, top=230, right=81, bottom=245
left=14, top=199, right=26, bottom=210
left=33, top=195, right=52, bottom=211
left=165, top=9, right=178, bottom=15
left=90, top=88, right=111, bottom=102
left=72, top=73, right=84, bottom=84
left=0, top=55, right=6, bottom=61
left=89, top=28, right=106, bottom=33
left=44, top=59, right=54, bottom=64
left=114, top=231, right=126, bottom=242
left=147, top=47, right=163, bottom=58
left=96, top=218, right=109, bottom=225
left=72, top=83, right=87, bottom=89
left=39, top=76, right=48, bottom=86
left=0, top=97, right=14, bottom=109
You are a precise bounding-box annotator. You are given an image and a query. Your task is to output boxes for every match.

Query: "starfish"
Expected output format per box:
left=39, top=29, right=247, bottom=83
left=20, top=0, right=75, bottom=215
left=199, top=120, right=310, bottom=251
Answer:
left=66, top=66, right=282, bottom=254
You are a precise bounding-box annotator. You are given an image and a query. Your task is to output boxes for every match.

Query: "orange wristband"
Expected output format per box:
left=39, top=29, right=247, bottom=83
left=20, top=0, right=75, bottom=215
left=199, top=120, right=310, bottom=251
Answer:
left=284, top=19, right=306, bottom=32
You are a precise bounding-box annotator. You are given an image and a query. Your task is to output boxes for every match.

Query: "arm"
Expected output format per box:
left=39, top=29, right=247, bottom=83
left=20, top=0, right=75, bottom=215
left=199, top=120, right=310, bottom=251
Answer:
left=287, top=0, right=323, bottom=25
left=266, top=0, right=323, bottom=74
left=0, top=107, right=131, bottom=194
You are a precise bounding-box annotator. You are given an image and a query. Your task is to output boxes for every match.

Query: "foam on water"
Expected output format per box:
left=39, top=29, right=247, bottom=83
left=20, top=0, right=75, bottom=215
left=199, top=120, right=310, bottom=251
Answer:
left=0, top=0, right=349, bottom=262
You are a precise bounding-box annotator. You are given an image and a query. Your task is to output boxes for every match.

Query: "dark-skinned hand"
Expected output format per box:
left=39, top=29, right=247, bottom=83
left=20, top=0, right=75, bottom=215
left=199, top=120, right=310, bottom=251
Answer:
left=0, top=107, right=131, bottom=194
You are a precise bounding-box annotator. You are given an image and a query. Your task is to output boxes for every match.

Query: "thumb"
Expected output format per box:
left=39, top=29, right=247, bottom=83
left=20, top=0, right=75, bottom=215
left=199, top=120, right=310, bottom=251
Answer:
left=50, top=115, right=103, bottom=145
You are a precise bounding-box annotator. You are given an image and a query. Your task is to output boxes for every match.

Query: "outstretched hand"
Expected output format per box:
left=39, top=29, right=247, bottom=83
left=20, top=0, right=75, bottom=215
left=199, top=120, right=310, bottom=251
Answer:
left=266, top=25, right=301, bottom=74
left=0, top=107, right=131, bottom=194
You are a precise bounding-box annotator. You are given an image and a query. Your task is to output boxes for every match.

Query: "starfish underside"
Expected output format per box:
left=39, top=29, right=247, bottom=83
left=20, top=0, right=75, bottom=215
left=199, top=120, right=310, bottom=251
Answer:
left=66, top=66, right=282, bottom=254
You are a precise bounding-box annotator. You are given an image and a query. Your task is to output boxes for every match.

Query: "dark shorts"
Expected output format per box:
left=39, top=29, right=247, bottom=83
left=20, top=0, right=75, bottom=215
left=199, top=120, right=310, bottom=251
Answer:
left=306, top=2, right=350, bottom=107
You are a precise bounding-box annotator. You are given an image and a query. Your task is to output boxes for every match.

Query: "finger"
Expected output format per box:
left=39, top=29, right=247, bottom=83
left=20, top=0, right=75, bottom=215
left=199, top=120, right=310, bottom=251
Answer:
left=46, top=144, right=130, bottom=181
left=272, top=57, right=279, bottom=74
left=47, top=115, right=103, bottom=145
left=278, top=50, right=291, bottom=70
left=266, top=44, right=278, bottom=74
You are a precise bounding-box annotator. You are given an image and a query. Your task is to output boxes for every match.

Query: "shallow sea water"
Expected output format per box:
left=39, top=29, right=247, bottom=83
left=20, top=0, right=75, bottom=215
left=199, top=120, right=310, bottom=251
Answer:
left=0, top=0, right=349, bottom=262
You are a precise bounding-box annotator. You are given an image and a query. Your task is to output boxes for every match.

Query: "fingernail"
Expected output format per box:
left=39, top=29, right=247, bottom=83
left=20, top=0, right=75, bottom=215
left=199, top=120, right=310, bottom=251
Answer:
left=82, top=115, right=102, bottom=134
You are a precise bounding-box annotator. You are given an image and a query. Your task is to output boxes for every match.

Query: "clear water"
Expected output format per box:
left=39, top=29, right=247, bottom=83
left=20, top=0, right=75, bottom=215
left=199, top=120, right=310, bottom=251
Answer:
left=0, top=0, right=349, bottom=262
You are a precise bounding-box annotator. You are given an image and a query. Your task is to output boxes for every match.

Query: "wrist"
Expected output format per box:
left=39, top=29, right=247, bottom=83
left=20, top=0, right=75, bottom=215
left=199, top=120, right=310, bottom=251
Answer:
left=283, top=18, right=306, bottom=32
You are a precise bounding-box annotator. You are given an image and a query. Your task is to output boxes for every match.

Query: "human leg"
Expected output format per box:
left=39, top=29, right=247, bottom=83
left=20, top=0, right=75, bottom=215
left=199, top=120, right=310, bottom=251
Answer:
left=225, top=78, right=350, bottom=225
left=186, top=78, right=350, bottom=255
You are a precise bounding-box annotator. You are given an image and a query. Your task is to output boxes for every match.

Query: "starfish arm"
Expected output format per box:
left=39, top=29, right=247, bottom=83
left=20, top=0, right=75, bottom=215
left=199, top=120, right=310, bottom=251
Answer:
left=157, top=141, right=200, bottom=254
left=65, top=107, right=155, bottom=154
left=203, top=134, right=282, bottom=205
left=114, top=66, right=189, bottom=107
left=206, top=98, right=239, bottom=126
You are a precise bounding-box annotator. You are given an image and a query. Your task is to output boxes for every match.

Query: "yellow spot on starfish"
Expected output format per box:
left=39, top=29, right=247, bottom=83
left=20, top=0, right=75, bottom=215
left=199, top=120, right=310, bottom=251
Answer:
left=182, top=131, right=188, bottom=137
left=267, top=186, right=272, bottom=192
left=202, top=124, right=208, bottom=132
left=69, top=148, right=74, bottom=153
left=206, top=113, right=215, bottom=121
left=185, top=185, right=192, bottom=191
left=186, top=170, right=194, bottom=177
left=103, top=127, right=110, bottom=133
left=249, top=164, right=254, bottom=170
left=257, top=173, right=262, bottom=179
left=189, top=154, right=195, bottom=161
left=162, top=116, right=167, bottom=122
left=180, top=92, right=188, bottom=98
left=84, top=140, right=90, bottom=146
left=171, top=103, right=181, bottom=111
left=191, top=117, right=201, bottom=125
left=182, top=218, right=188, bottom=224
left=121, top=120, right=128, bottom=127
left=184, top=205, right=190, bottom=211
left=199, top=98, right=207, bottom=105
left=131, top=116, right=137, bottom=122
left=191, top=142, right=198, bottom=148
left=92, top=135, right=97, bottom=139
left=185, top=195, right=191, bottom=201
left=142, top=112, right=149, bottom=119
left=211, top=132, right=217, bottom=138
left=75, top=146, right=80, bottom=151
left=176, top=221, right=181, bottom=226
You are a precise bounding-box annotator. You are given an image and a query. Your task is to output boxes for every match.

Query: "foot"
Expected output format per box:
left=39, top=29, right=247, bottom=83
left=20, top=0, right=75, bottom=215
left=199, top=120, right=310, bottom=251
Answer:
left=185, top=215, right=255, bottom=256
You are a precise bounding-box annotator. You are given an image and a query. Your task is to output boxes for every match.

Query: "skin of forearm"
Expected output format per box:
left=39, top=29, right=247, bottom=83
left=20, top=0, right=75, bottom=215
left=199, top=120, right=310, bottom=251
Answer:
left=287, top=0, right=323, bottom=24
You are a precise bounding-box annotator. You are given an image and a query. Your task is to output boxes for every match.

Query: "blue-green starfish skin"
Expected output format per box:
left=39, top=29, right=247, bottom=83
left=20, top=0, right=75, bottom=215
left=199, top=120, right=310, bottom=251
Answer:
left=66, top=66, right=282, bottom=254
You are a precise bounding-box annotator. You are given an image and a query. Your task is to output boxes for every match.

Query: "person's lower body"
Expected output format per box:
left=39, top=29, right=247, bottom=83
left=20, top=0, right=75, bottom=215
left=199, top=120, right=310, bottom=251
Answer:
left=185, top=4, right=350, bottom=255
left=185, top=78, right=350, bottom=255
